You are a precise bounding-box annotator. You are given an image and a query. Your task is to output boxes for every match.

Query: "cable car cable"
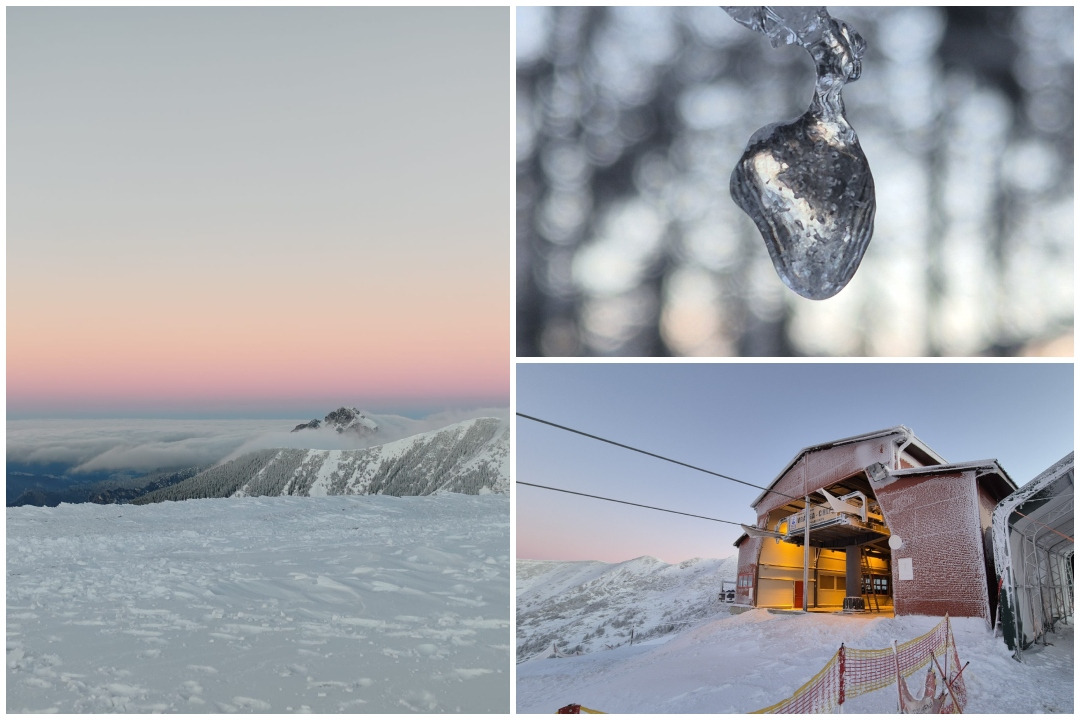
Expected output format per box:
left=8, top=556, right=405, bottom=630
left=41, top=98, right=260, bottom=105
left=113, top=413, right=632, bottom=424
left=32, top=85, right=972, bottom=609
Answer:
left=517, top=412, right=835, bottom=511
left=516, top=481, right=746, bottom=527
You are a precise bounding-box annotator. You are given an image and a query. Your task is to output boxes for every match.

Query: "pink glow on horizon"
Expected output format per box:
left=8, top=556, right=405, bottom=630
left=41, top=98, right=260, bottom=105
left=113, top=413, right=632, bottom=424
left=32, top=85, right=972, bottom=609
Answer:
left=8, top=329, right=508, bottom=415
left=8, top=353, right=508, bottom=414
left=8, top=271, right=509, bottom=415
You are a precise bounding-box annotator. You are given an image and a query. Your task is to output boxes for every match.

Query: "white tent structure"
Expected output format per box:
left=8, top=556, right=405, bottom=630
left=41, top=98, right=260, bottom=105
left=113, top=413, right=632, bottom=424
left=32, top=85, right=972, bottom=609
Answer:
left=992, top=452, right=1074, bottom=660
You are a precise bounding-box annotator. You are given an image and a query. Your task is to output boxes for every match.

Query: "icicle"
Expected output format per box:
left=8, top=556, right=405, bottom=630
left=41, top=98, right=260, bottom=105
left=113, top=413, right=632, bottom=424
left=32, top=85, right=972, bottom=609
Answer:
left=724, top=6, right=875, bottom=300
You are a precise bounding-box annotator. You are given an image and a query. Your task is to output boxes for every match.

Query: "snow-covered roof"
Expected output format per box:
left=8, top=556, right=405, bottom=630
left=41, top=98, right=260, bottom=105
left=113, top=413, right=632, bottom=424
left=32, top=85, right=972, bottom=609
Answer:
left=750, top=426, right=946, bottom=509
left=993, top=452, right=1073, bottom=558
left=890, top=458, right=1017, bottom=498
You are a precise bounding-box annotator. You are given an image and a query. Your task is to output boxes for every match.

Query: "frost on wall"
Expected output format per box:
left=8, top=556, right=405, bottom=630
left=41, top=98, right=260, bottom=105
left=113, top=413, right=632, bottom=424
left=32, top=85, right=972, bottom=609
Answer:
left=875, top=471, right=991, bottom=620
left=735, top=537, right=763, bottom=605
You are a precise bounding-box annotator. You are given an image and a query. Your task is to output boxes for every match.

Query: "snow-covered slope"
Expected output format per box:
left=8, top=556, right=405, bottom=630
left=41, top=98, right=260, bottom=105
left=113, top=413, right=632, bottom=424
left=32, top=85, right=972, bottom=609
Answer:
left=8, top=494, right=510, bottom=713
left=516, top=556, right=738, bottom=661
left=134, top=417, right=508, bottom=504
left=516, top=558, right=1073, bottom=714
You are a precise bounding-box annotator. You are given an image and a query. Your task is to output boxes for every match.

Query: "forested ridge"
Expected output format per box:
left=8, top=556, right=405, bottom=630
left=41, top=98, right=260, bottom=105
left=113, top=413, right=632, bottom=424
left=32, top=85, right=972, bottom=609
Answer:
left=133, top=418, right=509, bottom=504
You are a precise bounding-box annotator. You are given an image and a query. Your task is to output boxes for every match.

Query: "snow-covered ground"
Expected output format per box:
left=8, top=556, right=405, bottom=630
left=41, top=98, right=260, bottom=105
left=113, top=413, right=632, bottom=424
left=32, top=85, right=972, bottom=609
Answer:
left=517, top=557, right=1073, bottom=714
left=8, top=494, right=510, bottom=713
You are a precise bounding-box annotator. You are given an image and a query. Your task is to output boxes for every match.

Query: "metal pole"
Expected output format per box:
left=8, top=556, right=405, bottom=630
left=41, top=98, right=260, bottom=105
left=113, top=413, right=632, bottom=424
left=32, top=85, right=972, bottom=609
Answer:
left=1050, top=548, right=1066, bottom=626
left=893, top=640, right=903, bottom=712
left=944, top=614, right=949, bottom=684
left=1032, top=530, right=1048, bottom=642
left=804, top=494, right=810, bottom=611
left=1067, top=553, right=1075, bottom=621
left=1047, top=548, right=1060, bottom=626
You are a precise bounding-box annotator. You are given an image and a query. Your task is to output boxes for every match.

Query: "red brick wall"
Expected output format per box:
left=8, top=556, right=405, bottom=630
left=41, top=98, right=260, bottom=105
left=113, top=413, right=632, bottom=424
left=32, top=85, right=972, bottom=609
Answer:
left=875, top=470, right=991, bottom=620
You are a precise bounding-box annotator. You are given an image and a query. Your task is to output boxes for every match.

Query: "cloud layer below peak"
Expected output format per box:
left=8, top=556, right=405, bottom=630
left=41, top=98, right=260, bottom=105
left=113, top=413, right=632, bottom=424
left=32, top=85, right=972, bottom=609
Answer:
left=7, top=408, right=509, bottom=474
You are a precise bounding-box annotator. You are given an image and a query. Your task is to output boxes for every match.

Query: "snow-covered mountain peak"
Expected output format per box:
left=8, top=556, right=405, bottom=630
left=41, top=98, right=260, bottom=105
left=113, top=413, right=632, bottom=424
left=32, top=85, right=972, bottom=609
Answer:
left=292, top=407, right=379, bottom=437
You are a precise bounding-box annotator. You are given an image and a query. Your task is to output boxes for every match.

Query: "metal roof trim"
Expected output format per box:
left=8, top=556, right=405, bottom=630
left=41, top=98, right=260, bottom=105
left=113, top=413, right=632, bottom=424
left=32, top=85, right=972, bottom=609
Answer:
left=891, top=458, right=1017, bottom=487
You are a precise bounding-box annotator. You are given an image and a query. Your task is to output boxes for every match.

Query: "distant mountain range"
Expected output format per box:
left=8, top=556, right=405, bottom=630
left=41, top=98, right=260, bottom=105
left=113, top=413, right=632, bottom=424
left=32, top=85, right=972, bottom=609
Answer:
left=8, top=410, right=509, bottom=507
left=133, top=416, right=509, bottom=504
left=7, top=467, right=205, bottom=507
left=517, top=555, right=738, bottom=662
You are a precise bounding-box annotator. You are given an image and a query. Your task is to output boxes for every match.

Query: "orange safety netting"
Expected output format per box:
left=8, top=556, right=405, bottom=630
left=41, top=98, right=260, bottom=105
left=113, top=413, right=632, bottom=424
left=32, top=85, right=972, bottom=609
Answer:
left=754, top=616, right=966, bottom=714
left=753, top=646, right=845, bottom=713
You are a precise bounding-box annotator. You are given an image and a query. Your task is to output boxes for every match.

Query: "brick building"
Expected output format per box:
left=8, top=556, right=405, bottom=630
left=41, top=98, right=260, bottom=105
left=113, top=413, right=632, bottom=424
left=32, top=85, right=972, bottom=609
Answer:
left=733, top=427, right=1016, bottom=623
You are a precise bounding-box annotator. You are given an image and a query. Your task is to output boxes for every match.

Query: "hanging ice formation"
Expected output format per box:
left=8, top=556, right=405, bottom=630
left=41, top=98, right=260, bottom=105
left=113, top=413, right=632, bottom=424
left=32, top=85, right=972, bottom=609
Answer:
left=723, top=6, right=875, bottom=300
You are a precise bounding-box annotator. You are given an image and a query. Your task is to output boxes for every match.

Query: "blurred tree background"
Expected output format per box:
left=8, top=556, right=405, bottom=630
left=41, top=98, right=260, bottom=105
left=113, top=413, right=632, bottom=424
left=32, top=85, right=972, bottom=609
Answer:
left=517, top=7, right=1073, bottom=356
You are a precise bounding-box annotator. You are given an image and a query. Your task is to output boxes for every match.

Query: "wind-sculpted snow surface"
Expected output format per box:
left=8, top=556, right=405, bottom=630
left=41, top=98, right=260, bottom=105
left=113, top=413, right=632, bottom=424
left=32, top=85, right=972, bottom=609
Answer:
left=8, top=494, right=510, bottom=713
left=133, top=417, right=509, bottom=504
left=517, top=559, right=1072, bottom=714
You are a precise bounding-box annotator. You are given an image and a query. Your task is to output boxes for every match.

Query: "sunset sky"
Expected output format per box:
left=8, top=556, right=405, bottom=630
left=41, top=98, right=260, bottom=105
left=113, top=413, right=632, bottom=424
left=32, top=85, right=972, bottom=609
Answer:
left=8, top=7, right=510, bottom=418
left=517, top=362, right=1073, bottom=563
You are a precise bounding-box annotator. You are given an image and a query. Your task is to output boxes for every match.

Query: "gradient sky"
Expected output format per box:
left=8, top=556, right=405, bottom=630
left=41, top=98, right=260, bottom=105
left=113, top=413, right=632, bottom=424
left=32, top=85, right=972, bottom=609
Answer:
left=8, top=7, right=510, bottom=418
left=516, top=362, right=1074, bottom=563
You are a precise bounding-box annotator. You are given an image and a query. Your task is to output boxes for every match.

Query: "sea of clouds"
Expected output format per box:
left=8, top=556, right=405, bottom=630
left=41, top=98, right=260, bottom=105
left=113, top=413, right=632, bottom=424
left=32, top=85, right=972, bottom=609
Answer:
left=7, top=408, right=510, bottom=474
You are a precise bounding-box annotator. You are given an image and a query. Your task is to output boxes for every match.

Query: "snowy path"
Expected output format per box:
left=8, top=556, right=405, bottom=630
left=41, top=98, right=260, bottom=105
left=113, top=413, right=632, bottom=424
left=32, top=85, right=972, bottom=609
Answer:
left=8, top=494, right=510, bottom=713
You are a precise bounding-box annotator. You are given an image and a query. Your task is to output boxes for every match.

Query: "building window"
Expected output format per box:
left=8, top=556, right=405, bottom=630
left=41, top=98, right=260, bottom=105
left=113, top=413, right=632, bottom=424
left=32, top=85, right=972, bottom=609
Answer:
left=863, top=574, right=889, bottom=594
left=820, top=575, right=846, bottom=592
